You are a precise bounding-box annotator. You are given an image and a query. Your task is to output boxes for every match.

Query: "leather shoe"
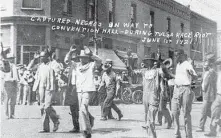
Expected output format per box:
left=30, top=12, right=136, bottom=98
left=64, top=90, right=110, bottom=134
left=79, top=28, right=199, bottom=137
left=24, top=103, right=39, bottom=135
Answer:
left=69, top=128, right=80, bottom=133
left=196, top=128, right=204, bottom=132
left=204, top=132, right=217, bottom=137
left=108, top=116, right=115, bottom=119
left=118, top=113, right=123, bottom=121
left=53, top=121, right=60, bottom=132
left=83, top=131, right=92, bottom=138
left=9, top=115, right=15, bottom=119
left=39, top=130, right=50, bottom=133
left=141, top=125, right=149, bottom=129
left=175, top=135, right=181, bottom=138
left=100, top=117, right=107, bottom=121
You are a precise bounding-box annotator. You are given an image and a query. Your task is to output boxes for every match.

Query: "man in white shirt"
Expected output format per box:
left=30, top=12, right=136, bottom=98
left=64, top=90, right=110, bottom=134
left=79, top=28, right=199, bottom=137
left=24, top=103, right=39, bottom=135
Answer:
left=0, top=53, right=19, bottom=119
left=171, top=49, right=197, bottom=138
left=71, top=46, right=101, bottom=138
left=205, top=58, right=221, bottom=137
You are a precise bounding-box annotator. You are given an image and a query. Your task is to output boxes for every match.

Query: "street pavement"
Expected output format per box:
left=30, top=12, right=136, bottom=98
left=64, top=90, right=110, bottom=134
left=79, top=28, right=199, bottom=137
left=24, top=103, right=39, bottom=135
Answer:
left=1, top=102, right=220, bottom=138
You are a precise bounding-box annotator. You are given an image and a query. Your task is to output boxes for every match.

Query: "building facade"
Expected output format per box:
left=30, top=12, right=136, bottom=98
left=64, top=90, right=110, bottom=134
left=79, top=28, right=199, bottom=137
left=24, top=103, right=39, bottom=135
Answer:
left=0, top=0, right=217, bottom=67
left=190, top=11, right=217, bottom=69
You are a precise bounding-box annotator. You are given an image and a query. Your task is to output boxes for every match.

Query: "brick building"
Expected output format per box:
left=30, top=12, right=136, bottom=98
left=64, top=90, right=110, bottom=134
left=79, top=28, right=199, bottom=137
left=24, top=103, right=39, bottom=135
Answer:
left=0, top=0, right=217, bottom=68
left=190, top=11, right=217, bottom=69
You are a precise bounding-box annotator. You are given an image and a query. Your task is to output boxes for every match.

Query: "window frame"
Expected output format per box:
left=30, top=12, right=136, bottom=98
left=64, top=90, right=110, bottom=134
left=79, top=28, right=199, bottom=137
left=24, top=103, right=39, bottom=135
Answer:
left=108, top=0, right=115, bottom=23
left=180, top=23, right=184, bottom=46
left=150, top=11, right=155, bottom=37
left=21, top=0, right=43, bottom=10
left=130, top=3, right=137, bottom=31
left=87, top=0, right=95, bottom=21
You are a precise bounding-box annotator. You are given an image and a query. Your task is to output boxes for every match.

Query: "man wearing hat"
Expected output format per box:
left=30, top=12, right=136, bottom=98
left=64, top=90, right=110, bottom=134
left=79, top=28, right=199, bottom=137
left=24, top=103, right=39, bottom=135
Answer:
left=0, top=53, right=19, bottom=119
left=157, top=58, right=173, bottom=129
left=171, top=49, right=197, bottom=138
left=196, top=55, right=217, bottom=132
left=32, top=51, right=60, bottom=133
left=204, top=57, right=221, bottom=137
left=67, top=45, right=102, bottom=138
left=98, top=59, right=123, bottom=121
left=64, top=45, right=80, bottom=133
left=129, top=57, right=164, bottom=138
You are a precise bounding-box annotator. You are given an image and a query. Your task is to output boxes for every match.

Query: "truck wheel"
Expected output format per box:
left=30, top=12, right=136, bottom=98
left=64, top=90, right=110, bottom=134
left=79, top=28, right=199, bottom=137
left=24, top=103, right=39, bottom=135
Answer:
left=121, top=88, right=132, bottom=104
left=132, top=90, right=143, bottom=104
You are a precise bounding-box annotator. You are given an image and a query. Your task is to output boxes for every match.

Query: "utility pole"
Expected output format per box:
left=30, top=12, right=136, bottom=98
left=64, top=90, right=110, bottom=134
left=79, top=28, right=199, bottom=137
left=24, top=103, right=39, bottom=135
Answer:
left=94, top=0, right=98, bottom=55
left=201, top=26, right=205, bottom=75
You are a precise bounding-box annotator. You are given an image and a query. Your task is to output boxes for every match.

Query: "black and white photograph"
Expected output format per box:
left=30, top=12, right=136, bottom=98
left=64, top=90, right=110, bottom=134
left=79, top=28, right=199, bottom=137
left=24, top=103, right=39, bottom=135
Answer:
left=0, top=0, right=221, bottom=138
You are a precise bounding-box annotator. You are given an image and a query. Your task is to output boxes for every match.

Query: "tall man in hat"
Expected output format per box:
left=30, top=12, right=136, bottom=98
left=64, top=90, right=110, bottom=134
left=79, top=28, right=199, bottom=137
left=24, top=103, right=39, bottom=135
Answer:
left=69, top=46, right=102, bottom=138
left=196, top=55, right=217, bottom=132
left=171, top=49, right=197, bottom=138
left=204, top=57, right=221, bottom=137
left=0, top=52, right=19, bottom=119
left=98, top=59, right=123, bottom=121
left=32, top=51, right=60, bottom=133
left=64, top=44, right=80, bottom=133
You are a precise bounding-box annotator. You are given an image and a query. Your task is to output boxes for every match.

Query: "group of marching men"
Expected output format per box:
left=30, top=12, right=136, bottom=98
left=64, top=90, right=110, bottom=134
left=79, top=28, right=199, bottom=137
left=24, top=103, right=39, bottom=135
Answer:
left=1, top=43, right=221, bottom=138
left=0, top=45, right=124, bottom=138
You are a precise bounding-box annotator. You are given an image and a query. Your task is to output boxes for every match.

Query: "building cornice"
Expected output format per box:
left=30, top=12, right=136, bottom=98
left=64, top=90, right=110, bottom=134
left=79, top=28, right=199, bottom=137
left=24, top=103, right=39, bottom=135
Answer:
left=190, top=11, right=217, bottom=28
left=139, top=0, right=190, bottom=21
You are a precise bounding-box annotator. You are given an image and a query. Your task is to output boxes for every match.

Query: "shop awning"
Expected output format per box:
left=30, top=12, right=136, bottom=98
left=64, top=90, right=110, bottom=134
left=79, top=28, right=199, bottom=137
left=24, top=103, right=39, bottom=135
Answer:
left=90, top=48, right=127, bottom=70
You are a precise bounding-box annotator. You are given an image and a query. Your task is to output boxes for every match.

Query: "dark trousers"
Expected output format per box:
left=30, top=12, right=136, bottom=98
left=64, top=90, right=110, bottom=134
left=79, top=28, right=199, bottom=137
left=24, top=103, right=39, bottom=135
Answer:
left=70, top=105, right=79, bottom=130
left=198, top=100, right=212, bottom=130
left=102, top=92, right=121, bottom=118
left=158, top=95, right=172, bottom=127
left=66, top=85, right=79, bottom=130
left=99, top=92, right=113, bottom=118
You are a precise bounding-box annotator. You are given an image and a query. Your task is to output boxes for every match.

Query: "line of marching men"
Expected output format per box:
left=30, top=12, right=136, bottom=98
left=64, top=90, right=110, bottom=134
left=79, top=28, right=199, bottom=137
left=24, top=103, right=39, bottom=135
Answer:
left=1, top=44, right=221, bottom=138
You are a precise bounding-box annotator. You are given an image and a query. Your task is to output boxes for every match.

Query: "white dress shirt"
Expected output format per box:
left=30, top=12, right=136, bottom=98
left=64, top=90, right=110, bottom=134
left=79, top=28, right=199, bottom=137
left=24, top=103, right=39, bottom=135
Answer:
left=175, top=61, right=197, bottom=86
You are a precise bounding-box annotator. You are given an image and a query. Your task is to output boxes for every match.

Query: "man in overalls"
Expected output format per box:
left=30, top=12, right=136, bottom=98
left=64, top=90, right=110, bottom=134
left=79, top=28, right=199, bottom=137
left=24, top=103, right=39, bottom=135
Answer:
left=131, top=58, right=163, bottom=138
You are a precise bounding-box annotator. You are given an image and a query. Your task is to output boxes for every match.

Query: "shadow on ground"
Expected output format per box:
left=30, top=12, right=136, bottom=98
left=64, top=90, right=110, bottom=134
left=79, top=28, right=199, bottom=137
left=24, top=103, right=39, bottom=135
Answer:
left=92, top=127, right=131, bottom=134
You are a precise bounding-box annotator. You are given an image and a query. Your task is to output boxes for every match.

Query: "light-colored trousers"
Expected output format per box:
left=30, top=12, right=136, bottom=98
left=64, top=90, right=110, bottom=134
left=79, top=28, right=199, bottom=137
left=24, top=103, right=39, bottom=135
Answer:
left=143, top=92, right=158, bottom=138
left=23, top=85, right=31, bottom=105
left=78, top=92, right=94, bottom=134
left=39, top=87, right=59, bottom=131
left=171, top=86, right=193, bottom=138
left=4, top=81, right=17, bottom=118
